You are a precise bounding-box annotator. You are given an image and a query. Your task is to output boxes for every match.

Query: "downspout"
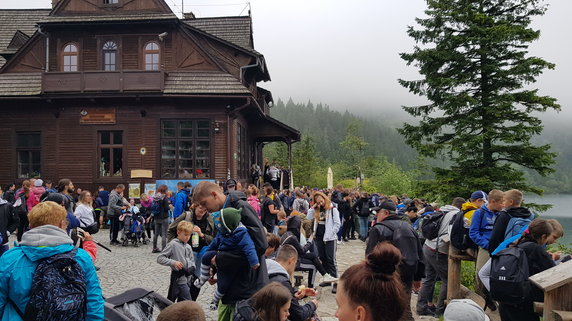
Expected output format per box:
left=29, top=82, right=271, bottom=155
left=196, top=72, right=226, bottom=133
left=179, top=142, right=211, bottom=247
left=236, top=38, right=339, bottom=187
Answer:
left=239, top=60, right=259, bottom=84
left=38, top=28, right=49, bottom=72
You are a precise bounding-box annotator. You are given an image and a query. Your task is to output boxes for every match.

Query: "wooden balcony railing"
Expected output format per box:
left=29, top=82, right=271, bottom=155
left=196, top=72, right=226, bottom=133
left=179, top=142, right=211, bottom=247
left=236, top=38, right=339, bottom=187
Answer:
left=42, top=70, right=164, bottom=93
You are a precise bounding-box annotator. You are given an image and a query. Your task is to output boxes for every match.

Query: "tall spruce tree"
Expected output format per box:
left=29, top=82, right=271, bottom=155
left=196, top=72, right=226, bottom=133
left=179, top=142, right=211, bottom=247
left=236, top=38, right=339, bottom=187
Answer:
left=399, top=0, right=560, bottom=199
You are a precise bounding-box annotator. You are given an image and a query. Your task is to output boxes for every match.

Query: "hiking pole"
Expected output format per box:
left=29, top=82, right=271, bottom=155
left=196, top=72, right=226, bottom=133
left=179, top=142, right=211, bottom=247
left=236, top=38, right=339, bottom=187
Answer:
left=95, top=241, right=112, bottom=252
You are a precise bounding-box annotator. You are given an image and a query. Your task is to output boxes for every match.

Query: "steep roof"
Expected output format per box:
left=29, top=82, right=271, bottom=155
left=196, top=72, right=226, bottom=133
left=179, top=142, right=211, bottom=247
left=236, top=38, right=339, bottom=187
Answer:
left=0, top=72, right=42, bottom=96
left=164, top=71, right=250, bottom=94
left=183, top=16, right=253, bottom=50
left=0, top=9, right=50, bottom=58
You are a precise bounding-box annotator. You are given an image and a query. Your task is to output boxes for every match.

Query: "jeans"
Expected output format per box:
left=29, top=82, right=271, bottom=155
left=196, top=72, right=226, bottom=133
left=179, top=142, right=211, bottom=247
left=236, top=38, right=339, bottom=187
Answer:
left=417, top=245, right=449, bottom=313
left=153, top=218, right=169, bottom=250
left=110, top=216, right=120, bottom=243
left=177, top=283, right=192, bottom=301
left=358, top=216, right=369, bottom=239
left=17, top=212, right=29, bottom=242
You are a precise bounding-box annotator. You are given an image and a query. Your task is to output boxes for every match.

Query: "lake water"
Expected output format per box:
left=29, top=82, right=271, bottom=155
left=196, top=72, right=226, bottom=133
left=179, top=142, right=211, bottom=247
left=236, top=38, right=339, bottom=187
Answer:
left=525, top=194, right=572, bottom=246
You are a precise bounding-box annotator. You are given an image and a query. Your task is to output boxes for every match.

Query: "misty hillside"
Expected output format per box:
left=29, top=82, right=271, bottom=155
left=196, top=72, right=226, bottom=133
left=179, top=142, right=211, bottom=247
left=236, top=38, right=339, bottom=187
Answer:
left=270, top=98, right=417, bottom=168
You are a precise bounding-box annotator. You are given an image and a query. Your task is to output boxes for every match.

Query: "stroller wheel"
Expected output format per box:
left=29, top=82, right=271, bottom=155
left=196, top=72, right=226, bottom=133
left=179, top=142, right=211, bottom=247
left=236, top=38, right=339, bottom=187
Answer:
left=142, top=239, right=148, bottom=245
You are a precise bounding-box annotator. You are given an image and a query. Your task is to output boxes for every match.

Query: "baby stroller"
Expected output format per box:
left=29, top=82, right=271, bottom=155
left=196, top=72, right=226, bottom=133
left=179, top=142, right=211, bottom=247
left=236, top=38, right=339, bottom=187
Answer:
left=121, top=208, right=145, bottom=247
left=105, top=288, right=172, bottom=321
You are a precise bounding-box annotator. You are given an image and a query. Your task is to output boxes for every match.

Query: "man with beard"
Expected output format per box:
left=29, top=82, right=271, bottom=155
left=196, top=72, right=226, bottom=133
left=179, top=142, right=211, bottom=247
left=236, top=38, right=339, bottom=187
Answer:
left=56, top=179, right=76, bottom=214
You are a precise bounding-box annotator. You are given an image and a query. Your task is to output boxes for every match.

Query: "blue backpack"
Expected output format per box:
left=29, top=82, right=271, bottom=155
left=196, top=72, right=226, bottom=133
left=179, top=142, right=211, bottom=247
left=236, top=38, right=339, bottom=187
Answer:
left=150, top=200, right=161, bottom=216
left=504, top=215, right=534, bottom=240
left=19, top=248, right=87, bottom=321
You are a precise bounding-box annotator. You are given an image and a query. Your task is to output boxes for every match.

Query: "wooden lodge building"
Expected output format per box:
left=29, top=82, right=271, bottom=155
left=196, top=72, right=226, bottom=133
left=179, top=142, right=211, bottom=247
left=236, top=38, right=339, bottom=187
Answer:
left=0, top=0, right=299, bottom=193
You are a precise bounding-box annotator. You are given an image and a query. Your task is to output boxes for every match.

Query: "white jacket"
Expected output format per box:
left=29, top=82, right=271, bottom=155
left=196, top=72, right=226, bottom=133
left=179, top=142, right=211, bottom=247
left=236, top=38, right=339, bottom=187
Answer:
left=307, top=207, right=341, bottom=242
left=74, top=203, right=94, bottom=227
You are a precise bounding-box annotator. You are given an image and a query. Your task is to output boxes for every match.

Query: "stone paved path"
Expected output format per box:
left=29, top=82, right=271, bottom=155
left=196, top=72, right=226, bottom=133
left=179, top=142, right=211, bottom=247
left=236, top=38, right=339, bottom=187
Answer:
left=93, top=231, right=440, bottom=321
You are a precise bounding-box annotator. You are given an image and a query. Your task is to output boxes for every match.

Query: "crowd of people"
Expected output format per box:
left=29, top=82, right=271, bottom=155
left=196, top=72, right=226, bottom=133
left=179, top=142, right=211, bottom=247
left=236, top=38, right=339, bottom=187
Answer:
left=0, top=177, right=569, bottom=321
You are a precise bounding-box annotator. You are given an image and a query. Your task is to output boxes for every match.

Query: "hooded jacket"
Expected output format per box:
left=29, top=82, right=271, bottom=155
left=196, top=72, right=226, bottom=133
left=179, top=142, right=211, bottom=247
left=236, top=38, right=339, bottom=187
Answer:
left=266, top=259, right=317, bottom=321
left=26, top=186, right=45, bottom=211
left=233, top=299, right=258, bottom=321
left=488, top=207, right=533, bottom=255
left=461, top=201, right=480, bottom=228
left=0, top=225, right=104, bottom=320
left=108, top=189, right=123, bottom=217
left=280, top=216, right=312, bottom=256
left=215, top=191, right=269, bottom=305
left=157, top=238, right=195, bottom=285
left=424, top=204, right=459, bottom=254
left=469, top=205, right=499, bottom=251
left=307, top=207, right=341, bottom=242
left=0, top=199, right=18, bottom=245
left=173, top=188, right=190, bottom=219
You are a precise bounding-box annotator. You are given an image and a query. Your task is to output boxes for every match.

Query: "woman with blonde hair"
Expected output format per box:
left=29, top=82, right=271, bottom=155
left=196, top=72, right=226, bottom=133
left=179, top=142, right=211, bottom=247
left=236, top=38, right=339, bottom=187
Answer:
left=74, top=190, right=97, bottom=234
left=307, top=191, right=341, bottom=283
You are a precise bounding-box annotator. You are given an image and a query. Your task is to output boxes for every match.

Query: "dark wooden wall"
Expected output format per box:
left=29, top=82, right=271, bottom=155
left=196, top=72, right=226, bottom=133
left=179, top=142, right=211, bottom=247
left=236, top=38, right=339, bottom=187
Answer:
left=0, top=98, right=245, bottom=192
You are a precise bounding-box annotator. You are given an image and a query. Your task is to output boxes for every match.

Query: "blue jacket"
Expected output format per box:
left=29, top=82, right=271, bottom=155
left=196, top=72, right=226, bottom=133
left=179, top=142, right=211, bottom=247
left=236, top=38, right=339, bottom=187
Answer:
left=207, top=225, right=259, bottom=267
left=97, top=190, right=109, bottom=206
left=173, top=189, right=190, bottom=219
left=469, top=205, right=498, bottom=251
left=0, top=225, right=104, bottom=320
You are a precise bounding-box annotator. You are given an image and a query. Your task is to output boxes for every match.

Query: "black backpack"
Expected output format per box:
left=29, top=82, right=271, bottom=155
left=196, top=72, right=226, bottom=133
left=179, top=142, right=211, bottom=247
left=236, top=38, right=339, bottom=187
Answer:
left=449, top=209, right=477, bottom=251
left=12, top=194, right=28, bottom=217
left=14, top=248, right=87, bottom=321
left=420, top=211, right=445, bottom=240
left=358, top=199, right=371, bottom=217
left=490, top=246, right=531, bottom=304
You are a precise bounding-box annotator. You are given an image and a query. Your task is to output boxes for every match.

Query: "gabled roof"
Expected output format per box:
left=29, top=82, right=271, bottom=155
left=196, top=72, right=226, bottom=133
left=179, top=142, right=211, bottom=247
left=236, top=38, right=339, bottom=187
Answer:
left=0, top=9, right=50, bottom=54
left=183, top=16, right=253, bottom=50
left=7, top=31, right=31, bottom=52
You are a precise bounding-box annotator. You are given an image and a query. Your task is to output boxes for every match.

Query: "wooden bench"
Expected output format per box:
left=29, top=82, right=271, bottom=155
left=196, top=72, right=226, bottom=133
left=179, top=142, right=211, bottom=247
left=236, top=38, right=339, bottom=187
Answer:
left=553, top=310, right=572, bottom=321
left=529, top=260, right=572, bottom=321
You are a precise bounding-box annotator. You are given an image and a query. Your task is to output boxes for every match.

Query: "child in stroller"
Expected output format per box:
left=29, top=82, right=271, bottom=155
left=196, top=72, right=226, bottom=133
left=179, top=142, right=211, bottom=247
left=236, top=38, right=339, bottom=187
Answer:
left=120, top=199, right=146, bottom=247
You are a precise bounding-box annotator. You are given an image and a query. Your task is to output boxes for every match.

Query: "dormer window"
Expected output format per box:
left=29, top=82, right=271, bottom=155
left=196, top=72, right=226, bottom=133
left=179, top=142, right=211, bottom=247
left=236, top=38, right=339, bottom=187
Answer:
left=103, top=41, right=118, bottom=71
left=144, top=42, right=160, bottom=71
left=62, top=43, right=79, bottom=72
left=104, top=0, right=118, bottom=4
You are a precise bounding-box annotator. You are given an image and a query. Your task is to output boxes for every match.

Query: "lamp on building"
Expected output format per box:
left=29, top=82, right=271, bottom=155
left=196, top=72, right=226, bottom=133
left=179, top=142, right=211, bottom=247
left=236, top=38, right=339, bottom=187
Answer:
left=213, top=121, right=221, bottom=133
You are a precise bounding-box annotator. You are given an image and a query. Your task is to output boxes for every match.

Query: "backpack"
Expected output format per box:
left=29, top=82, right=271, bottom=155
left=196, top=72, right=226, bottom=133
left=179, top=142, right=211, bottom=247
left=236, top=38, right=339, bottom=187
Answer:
left=150, top=200, right=161, bottom=216
left=449, top=209, right=477, bottom=251
left=490, top=246, right=531, bottom=304
left=12, top=194, right=28, bottom=217
left=420, top=211, right=445, bottom=240
left=358, top=200, right=370, bottom=217
left=505, top=215, right=534, bottom=240
left=20, top=248, right=87, bottom=321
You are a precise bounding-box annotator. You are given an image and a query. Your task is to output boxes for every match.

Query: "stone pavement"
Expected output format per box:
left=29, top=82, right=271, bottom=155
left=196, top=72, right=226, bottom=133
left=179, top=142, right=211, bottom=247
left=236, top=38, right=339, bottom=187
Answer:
left=92, top=230, right=439, bottom=321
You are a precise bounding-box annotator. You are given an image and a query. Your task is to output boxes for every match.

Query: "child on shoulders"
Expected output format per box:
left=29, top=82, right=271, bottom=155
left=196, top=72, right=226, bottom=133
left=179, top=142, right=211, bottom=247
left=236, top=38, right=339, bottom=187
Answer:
left=193, top=207, right=259, bottom=310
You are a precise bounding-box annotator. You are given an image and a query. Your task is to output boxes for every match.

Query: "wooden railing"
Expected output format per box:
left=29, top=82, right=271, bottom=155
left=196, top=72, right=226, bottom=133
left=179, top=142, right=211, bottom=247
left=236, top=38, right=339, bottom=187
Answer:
left=42, top=70, right=164, bottom=93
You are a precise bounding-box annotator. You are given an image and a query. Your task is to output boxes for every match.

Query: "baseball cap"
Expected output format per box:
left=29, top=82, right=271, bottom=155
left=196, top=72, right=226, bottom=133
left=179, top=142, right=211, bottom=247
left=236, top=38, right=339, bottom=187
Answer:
left=444, top=299, right=490, bottom=321
left=470, top=190, right=488, bottom=202
left=371, top=200, right=397, bottom=213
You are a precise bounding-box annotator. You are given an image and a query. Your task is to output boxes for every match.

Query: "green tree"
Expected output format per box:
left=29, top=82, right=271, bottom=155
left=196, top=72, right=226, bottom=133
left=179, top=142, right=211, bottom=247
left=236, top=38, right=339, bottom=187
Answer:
left=340, top=119, right=369, bottom=180
left=399, top=0, right=560, bottom=199
left=292, top=136, right=320, bottom=187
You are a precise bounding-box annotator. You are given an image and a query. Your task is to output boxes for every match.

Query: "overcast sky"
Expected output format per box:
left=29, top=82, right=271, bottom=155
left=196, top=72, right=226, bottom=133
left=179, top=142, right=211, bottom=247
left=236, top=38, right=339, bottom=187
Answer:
left=6, top=0, right=571, bottom=118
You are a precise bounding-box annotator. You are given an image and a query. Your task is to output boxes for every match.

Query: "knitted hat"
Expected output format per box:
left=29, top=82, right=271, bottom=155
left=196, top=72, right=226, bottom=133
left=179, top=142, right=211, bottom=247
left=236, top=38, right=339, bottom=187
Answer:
left=444, top=299, right=490, bottom=321
left=219, top=207, right=242, bottom=234
left=34, top=179, right=43, bottom=187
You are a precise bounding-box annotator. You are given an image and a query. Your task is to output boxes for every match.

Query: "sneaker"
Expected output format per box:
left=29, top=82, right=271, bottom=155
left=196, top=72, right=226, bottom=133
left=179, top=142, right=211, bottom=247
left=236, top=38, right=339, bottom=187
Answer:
left=209, top=302, right=218, bottom=310
left=337, top=240, right=342, bottom=245
left=194, top=278, right=205, bottom=288
left=321, top=273, right=338, bottom=284
left=416, top=306, right=437, bottom=317
left=152, top=248, right=161, bottom=253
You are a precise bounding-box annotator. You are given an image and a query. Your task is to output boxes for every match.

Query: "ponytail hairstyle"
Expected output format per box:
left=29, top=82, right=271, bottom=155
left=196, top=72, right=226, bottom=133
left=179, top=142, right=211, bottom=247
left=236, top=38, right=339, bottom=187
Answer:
left=339, top=242, right=407, bottom=321
left=22, top=179, right=31, bottom=198
left=514, top=218, right=553, bottom=246
left=250, top=282, right=291, bottom=321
